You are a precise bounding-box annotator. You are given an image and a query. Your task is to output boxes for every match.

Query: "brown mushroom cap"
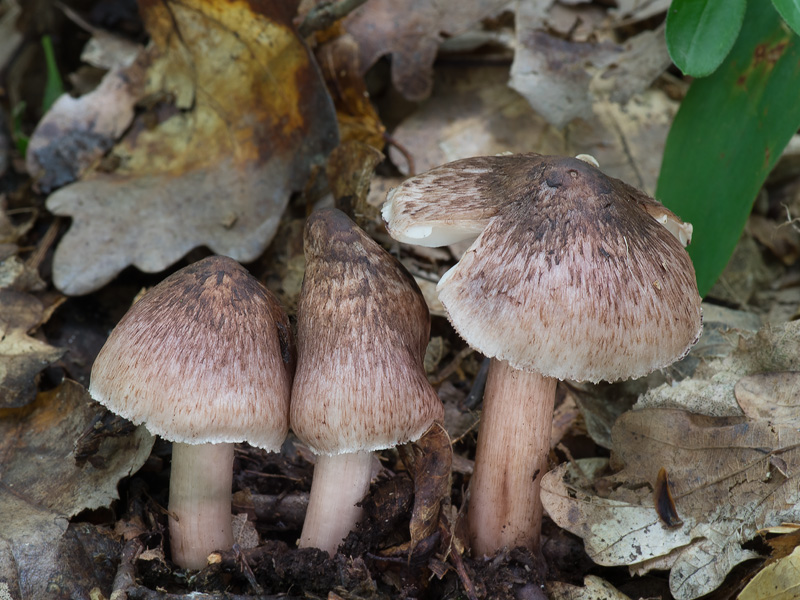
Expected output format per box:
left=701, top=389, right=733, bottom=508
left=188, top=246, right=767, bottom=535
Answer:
left=89, top=256, right=294, bottom=449
left=383, top=152, right=693, bottom=248
left=434, top=155, right=702, bottom=383
left=290, top=208, right=443, bottom=455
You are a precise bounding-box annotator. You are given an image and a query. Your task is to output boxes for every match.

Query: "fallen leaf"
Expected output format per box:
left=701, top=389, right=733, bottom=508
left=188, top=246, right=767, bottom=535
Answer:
left=326, top=139, right=385, bottom=224
left=735, top=372, right=800, bottom=423
left=399, top=422, right=453, bottom=552
left=26, top=48, right=145, bottom=193
left=637, top=318, right=800, bottom=417
left=738, top=544, right=800, bottom=600
left=564, top=89, right=678, bottom=195
left=0, top=380, right=153, bottom=599
left=0, top=256, right=45, bottom=292
left=344, top=0, right=509, bottom=101
left=387, top=64, right=566, bottom=176
left=317, top=34, right=386, bottom=149
left=44, top=0, right=338, bottom=295
left=747, top=214, right=800, bottom=266
left=547, top=575, right=633, bottom=600
left=0, top=289, right=64, bottom=408
left=510, top=2, right=671, bottom=128
left=541, top=408, right=800, bottom=600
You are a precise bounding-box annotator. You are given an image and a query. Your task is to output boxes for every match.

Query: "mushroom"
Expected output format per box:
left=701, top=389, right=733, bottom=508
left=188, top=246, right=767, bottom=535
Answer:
left=290, top=208, right=444, bottom=555
left=89, top=256, right=294, bottom=569
left=382, top=153, right=702, bottom=556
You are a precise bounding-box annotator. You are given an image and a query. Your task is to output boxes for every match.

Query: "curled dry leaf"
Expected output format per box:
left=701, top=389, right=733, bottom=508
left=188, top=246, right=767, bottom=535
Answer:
left=44, top=0, right=338, bottom=295
left=0, top=380, right=153, bottom=599
left=317, top=34, right=386, bottom=149
left=26, top=36, right=143, bottom=192
left=0, top=290, right=64, bottom=408
left=344, top=0, right=509, bottom=101
left=398, top=422, right=453, bottom=552
left=738, top=544, right=800, bottom=600
left=541, top=407, right=800, bottom=600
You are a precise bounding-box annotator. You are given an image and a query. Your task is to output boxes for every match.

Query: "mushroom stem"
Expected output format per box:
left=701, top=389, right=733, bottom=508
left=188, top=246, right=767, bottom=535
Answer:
left=299, top=450, right=374, bottom=555
left=468, top=359, right=556, bottom=556
left=169, top=442, right=235, bottom=569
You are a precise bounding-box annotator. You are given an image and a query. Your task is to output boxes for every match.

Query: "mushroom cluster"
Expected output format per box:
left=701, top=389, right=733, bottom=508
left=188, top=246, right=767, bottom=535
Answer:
left=87, top=151, right=702, bottom=573
left=383, top=152, right=702, bottom=556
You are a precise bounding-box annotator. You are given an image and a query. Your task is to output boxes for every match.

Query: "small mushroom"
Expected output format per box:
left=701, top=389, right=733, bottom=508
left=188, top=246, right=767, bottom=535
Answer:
left=383, top=153, right=702, bottom=556
left=89, top=256, right=294, bottom=569
left=290, top=208, right=444, bottom=555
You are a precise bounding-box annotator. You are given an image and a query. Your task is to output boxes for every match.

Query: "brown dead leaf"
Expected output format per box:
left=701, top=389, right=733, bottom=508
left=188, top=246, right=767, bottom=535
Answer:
left=317, top=34, right=386, bottom=149
left=326, top=140, right=385, bottom=224
left=747, top=214, right=800, bottom=266
left=735, top=372, right=800, bottom=423
left=398, top=422, right=453, bottom=552
left=344, top=0, right=509, bottom=101
left=547, top=575, right=633, bottom=600
left=26, top=45, right=144, bottom=192
left=542, top=408, right=800, bottom=600
left=0, top=289, right=64, bottom=408
left=387, top=65, right=566, bottom=176
left=738, top=544, right=800, bottom=600
left=44, top=0, right=338, bottom=295
left=0, top=380, right=153, bottom=600
left=510, top=2, right=671, bottom=129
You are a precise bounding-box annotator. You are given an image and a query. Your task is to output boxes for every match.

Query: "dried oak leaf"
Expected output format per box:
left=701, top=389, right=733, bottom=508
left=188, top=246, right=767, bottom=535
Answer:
left=738, top=544, right=800, bottom=600
left=344, top=0, right=510, bottom=101
left=541, top=408, right=800, bottom=600
left=510, top=2, right=671, bottom=128
left=46, top=0, right=338, bottom=295
left=0, top=289, right=64, bottom=408
left=0, top=380, right=153, bottom=600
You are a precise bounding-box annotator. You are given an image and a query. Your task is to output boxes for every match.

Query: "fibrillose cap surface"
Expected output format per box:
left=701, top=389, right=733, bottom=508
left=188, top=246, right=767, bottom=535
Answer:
left=89, top=256, right=294, bottom=450
left=420, top=155, right=702, bottom=383
left=290, top=208, right=443, bottom=455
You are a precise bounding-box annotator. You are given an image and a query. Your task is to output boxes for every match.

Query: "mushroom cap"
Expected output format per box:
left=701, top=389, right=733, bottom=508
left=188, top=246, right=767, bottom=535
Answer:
left=290, top=208, right=443, bottom=455
left=89, top=256, right=294, bottom=449
left=385, top=154, right=702, bottom=383
left=383, top=153, right=693, bottom=248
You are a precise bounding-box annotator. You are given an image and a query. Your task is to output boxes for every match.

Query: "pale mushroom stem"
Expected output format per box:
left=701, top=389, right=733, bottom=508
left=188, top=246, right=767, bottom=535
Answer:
left=468, top=358, right=557, bottom=556
left=169, top=442, right=235, bottom=570
left=299, top=450, right=374, bottom=555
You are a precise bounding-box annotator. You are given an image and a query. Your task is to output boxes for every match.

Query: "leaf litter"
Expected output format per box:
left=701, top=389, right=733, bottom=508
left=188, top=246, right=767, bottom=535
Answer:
left=34, top=0, right=338, bottom=295
left=4, top=0, right=800, bottom=598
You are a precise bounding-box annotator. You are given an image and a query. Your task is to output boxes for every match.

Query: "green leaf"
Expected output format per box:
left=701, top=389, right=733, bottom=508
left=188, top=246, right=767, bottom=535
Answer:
left=772, top=0, right=800, bottom=36
left=657, top=0, right=800, bottom=297
left=666, top=0, right=746, bottom=77
left=41, top=35, right=64, bottom=112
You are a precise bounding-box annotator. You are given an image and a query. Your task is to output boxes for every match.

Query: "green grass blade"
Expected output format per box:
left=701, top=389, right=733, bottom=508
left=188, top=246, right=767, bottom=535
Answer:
left=657, top=0, right=800, bottom=297
left=772, top=0, right=800, bottom=35
left=41, top=35, right=64, bottom=112
left=666, top=0, right=746, bottom=77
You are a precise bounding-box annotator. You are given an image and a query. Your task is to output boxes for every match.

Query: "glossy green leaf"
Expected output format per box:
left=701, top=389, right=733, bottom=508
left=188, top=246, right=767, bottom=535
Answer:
left=666, top=0, right=746, bottom=77
left=772, top=0, right=800, bottom=36
left=657, top=0, right=800, bottom=297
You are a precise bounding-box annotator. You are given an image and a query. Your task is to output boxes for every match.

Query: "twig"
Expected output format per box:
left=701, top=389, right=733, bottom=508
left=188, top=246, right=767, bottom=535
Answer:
left=109, top=538, right=144, bottom=600
left=297, top=0, right=369, bottom=37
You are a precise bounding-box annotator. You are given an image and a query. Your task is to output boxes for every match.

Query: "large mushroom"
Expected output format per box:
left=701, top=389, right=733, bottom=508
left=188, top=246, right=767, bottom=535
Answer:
left=89, top=256, right=294, bottom=569
left=382, top=153, right=702, bottom=556
left=290, top=208, right=444, bottom=555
